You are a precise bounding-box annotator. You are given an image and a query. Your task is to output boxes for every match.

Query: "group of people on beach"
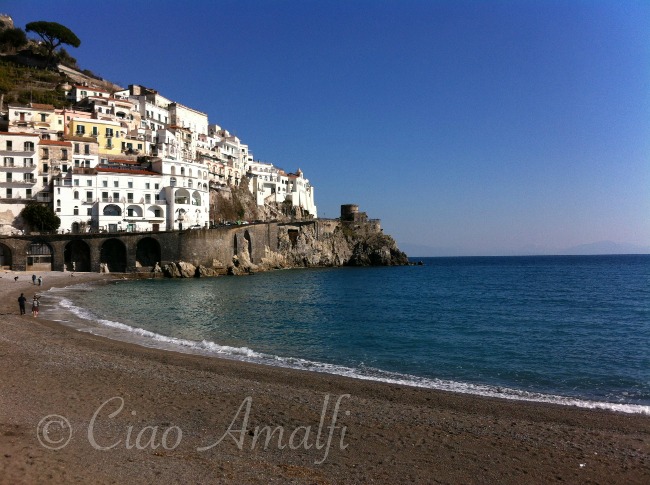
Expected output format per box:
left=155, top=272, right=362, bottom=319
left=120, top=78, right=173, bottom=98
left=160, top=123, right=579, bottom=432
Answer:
left=31, top=274, right=43, bottom=286
left=18, top=293, right=39, bottom=317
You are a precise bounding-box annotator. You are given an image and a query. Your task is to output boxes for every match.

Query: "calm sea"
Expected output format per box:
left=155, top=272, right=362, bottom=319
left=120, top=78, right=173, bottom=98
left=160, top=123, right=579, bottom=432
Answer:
left=43, top=255, right=650, bottom=414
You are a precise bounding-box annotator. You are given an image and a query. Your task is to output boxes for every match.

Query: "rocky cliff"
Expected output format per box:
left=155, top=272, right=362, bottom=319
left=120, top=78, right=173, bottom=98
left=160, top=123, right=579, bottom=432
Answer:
left=229, top=223, right=408, bottom=275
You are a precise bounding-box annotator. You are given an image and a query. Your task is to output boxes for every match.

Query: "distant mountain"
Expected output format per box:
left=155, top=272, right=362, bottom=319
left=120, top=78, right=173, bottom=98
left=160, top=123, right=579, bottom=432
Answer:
left=561, top=241, right=650, bottom=255
left=399, top=240, right=650, bottom=258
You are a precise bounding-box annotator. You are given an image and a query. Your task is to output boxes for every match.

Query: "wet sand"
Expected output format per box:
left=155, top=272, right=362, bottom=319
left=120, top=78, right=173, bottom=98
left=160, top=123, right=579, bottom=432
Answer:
left=0, top=270, right=649, bottom=484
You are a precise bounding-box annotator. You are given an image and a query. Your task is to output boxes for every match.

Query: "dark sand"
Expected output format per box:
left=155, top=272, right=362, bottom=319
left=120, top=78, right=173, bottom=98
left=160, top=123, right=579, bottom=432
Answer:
left=0, top=271, right=649, bottom=484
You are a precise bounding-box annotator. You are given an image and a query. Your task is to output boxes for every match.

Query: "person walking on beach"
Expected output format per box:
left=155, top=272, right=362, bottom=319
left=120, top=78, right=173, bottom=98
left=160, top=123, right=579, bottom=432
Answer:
left=31, top=295, right=39, bottom=317
left=38, top=276, right=42, bottom=286
left=18, top=293, right=26, bottom=315
left=32, top=274, right=36, bottom=285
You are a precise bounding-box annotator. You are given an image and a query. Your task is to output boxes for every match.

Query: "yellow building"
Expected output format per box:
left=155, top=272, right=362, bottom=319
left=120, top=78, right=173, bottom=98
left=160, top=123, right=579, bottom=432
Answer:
left=69, top=118, right=124, bottom=156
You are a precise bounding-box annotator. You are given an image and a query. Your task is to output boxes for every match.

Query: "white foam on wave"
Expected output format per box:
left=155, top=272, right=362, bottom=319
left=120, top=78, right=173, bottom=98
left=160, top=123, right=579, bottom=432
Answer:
left=46, top=288, right=650, bottom=416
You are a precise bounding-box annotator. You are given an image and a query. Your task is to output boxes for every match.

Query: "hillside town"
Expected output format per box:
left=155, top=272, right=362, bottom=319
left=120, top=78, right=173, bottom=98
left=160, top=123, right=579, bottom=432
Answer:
left=0, top=81, right=318, bottom=235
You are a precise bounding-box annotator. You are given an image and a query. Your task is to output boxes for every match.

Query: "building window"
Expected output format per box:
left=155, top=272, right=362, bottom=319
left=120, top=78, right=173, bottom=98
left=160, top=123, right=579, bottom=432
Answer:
left=102, top=192, right=109, bottom=202
left=154, top=183, right=159, bottom=190
left=73, top=206, right=79, bottom=216
left=106, top=128, right=113, bottom=137
left=114, top=180, right=119, bottom=188
left=7, top=188, right=12, bottom=198
left=24, top=142, right=35, bottom=151
left=86, top=191, right=93, bottom=202
left=74, top=179, right=79, bottom=186
left=84, top=144, right=90, bottom=155
left=128, top=181, right=133, bottom=188
left=92, top=127, right=98, bottom=136
left=74, top=191, right=79, bottom=199
left=102, top=180, right=108, bottom=187
left=127, top=208, right=134, bottom=217
left=6, top=141, right=12, bottom=151
left=87, top=208, right=92, bottom=216
left=26, top=188, right=32, bottom=198
left=42, top=148, right=49, bottom=159
left=87, top=180, right=92, bottom=186
left=127, top=193, right=133, bottom=203
left=61, top=149, right=68, bottom=160
left=145, top=194, right=151, bottom=204
left=145, top=182, right=150, bottom=189
left=113, top=192, right=119, bottom=201
left=24, top=158, right=33, bottom=167
left=40, top=113, right=47, bottom=122
left=62, top=164, right=68, bottom=172
left=76, top=125, right=85, bottom=135
left=74, top=143, right=80, bottom=154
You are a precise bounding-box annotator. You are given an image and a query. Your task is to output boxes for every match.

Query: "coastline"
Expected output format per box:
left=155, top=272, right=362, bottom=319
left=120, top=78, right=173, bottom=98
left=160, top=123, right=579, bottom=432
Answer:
left=1, top=271, right=649, bottom=483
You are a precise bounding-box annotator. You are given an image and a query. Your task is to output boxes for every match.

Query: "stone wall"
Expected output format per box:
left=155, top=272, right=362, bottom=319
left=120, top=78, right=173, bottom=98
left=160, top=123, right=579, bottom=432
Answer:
left=0, top=218, right=407, bottom=274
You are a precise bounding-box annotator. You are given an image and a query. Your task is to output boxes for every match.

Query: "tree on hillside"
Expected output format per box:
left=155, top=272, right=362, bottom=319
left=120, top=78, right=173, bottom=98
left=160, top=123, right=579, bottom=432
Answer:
left=20, top=202, right=61, bottom=232
left=25, top=21, right=80, bottom=66
left=0, top=27, right=28, bottom=53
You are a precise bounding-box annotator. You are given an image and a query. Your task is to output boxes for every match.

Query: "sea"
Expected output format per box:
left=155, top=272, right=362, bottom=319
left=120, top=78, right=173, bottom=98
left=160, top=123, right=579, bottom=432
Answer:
left=42, top=254, right=650, bottom=414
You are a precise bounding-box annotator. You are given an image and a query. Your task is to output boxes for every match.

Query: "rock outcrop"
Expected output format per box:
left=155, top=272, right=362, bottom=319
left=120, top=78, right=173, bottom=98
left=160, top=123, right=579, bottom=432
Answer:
left=257, top=224, right=408, bottom=271
left=162, top=219, right=408, bottom=278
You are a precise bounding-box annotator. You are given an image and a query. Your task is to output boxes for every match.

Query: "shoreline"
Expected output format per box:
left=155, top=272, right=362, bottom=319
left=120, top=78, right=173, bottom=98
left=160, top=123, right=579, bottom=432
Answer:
left=1, top=271, right=649, bottom=483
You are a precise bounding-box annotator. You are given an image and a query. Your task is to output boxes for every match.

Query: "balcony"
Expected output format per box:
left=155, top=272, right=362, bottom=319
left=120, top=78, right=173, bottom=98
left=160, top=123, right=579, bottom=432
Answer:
left=72, top=167, right=95, bottom=175
left=0, top=179, right=36, bottom=187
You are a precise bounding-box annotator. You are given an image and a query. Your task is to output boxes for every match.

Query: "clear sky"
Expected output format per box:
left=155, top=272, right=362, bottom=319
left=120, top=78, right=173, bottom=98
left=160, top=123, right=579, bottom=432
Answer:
left=6, top=0, right=650, bottom=255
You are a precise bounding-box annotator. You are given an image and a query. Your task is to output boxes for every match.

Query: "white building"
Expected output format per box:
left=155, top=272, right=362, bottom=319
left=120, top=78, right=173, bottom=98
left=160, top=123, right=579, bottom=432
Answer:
left=0, top=132, right=42, bottom=233
left=246, top=161, right=317, bottom=218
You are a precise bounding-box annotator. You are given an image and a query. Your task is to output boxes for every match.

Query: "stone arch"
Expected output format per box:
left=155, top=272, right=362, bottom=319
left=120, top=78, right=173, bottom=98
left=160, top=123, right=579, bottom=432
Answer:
left=192, top=191, right=201, bottom=206
left=64, top=239, right=91, bottom=272
left=27, top=240, right=53, bottom=271
left=0, top=242, right=12, bottom=268
left=136, top=237, right=161, bottom=268
left=100, top=238, right=127, bottom=272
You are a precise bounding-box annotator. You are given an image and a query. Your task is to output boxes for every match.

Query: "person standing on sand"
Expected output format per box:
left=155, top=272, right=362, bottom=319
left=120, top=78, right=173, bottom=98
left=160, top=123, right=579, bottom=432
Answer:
left=32, top=274, right=36, bottom=285
left=38, top=276, right=42, bottom=286
left=18, top=293, right=26, bottom=315
left=32, top=295, right=39, bottom=317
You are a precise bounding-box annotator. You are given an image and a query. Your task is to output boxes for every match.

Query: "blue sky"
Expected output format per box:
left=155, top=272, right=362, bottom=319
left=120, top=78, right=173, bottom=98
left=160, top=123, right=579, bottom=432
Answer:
left=6, top=0, right=650, bottom=255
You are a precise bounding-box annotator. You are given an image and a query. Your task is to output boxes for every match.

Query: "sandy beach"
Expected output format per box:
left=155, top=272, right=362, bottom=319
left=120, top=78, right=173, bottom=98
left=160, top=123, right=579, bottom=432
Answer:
left=0, top=270, right=648, bottom=484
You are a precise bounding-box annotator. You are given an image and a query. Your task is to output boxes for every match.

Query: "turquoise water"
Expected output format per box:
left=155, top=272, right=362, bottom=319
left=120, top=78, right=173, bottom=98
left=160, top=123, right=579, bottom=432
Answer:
left=46, top=255, right=650, bottom=413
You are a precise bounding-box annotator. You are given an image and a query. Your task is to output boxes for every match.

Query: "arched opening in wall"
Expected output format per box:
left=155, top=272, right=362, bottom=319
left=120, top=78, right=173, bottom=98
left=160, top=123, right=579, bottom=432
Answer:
left=175, top=188, right=190, bottom=205
left=64, top=239, right=91, bottom=272
left=192, top=191, right=201, bottom=206
left=287, top=229, right=299, bottom=249
left=136, top=237, right=161, bottom=268
left=0, top=243, right=12, bottom=269
left=103, top=204, right=121, bottom=216
left=233, top=234, right=238, bottom=256
left=244, top=230, right=252, bottom=260
left=100, top=239, right=127, bottom=272
left=71, top=222, right=80, bottom=234
left=27, top=241, right=53, bottom=271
